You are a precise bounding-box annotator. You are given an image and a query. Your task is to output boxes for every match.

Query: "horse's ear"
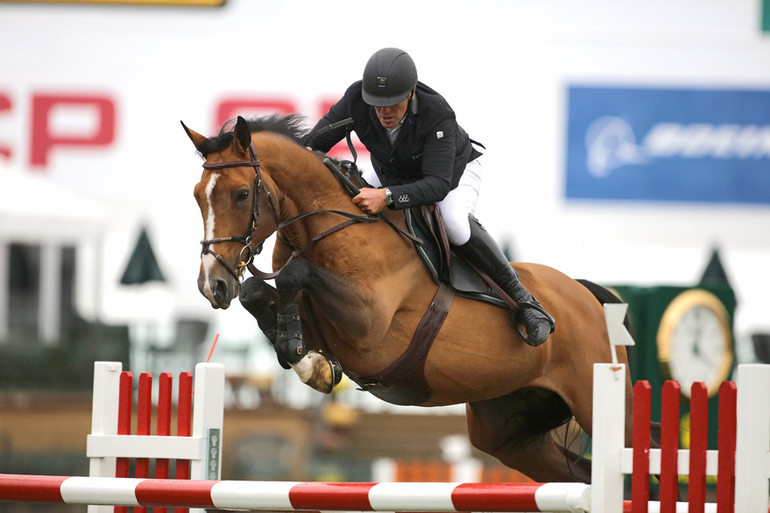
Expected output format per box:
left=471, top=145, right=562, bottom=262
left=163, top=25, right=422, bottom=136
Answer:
left=181, top=121, right=208, bottom=153
left=233, top=116, right=252, bottom=153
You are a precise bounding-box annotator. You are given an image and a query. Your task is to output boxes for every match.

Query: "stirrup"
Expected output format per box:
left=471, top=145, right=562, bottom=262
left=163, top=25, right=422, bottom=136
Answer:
left=512, top=301, right=555, bottom=347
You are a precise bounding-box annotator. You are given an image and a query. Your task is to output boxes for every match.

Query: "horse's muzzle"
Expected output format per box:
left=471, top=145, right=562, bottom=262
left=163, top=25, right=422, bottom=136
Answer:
left=198, top=274, right=237, bottom=309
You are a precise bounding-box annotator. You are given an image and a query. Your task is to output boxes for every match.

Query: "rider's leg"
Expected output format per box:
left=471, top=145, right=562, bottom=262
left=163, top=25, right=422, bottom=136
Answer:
left=456, top=216, right=554, bottom=346
left=437, top=158, right=554, bottom=347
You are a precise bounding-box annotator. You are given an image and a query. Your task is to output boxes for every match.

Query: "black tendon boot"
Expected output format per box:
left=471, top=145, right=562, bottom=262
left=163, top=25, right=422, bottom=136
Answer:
left=275, top=300, right=343, bottom=394
left=456, top=217, right=555, bottom=346
left=275, top=302, right=305, bottom=365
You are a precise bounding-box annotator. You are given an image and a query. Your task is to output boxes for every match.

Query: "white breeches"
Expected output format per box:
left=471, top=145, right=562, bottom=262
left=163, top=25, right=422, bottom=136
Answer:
left=362, top=157, right=483, bottom=245
left=436, top=157, right=482, bottom=245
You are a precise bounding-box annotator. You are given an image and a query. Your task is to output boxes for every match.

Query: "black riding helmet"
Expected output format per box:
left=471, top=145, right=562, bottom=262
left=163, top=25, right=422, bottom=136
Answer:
left=361, top=48, right=418, bottom=107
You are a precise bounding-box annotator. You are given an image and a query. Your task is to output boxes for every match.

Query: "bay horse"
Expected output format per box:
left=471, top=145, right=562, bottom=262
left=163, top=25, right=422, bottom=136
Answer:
left=183, top=114, right=634, bottom=483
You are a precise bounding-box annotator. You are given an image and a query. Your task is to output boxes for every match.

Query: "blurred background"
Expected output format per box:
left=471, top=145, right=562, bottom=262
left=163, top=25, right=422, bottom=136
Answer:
left=1, top=0, right=769, bottom=507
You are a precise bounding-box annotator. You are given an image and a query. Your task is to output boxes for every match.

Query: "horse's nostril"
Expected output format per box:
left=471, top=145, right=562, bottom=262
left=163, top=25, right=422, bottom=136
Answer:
left=213, top=279, right=228, bottom=303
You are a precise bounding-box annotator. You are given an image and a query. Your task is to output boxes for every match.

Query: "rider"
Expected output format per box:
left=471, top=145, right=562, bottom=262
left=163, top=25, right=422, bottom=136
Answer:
left=306, top=47, right=554, bottom=346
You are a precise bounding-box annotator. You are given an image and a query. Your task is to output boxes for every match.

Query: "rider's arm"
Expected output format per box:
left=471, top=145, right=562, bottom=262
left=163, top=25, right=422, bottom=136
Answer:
left=385, top=117, right=457, bottom=210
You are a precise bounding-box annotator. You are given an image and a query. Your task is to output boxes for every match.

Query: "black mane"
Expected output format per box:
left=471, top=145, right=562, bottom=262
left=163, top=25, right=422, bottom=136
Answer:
left=197, top=113, right=310, bottom=157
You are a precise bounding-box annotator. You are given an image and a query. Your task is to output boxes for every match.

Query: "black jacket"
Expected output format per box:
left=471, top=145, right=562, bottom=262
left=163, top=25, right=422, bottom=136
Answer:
left=308, top=80, right=482, bottom=210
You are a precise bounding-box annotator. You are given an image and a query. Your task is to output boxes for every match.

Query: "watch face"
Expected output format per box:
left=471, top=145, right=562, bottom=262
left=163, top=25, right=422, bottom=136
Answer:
left=657, top=289, right=733, bottom=397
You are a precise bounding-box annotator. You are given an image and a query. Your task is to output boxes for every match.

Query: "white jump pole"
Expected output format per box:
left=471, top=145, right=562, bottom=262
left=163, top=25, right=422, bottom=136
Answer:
left=590, top=362, right=626, bottom=513
left=88, top=362, right=123, bottom=481
left=735, top=364, right=770, bottom=512
left=190, top=361, right=225, bottom=481
left=591, top=303, right=635, bottom=513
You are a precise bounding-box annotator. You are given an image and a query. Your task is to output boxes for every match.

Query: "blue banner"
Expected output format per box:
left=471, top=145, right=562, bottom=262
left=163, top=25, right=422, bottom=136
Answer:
left=564, top=86, right=770, bottom=204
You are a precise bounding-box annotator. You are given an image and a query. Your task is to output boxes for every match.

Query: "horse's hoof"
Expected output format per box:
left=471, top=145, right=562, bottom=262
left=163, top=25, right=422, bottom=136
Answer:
left=290, top=350, right=342, bottom=394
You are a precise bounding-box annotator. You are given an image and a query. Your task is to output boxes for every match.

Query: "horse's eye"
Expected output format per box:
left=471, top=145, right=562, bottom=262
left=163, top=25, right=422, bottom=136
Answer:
left=235, top=189, right=250, bottom=203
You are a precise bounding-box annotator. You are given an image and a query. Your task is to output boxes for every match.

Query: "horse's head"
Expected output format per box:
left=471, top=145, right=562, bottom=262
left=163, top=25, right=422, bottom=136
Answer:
left=184, top=116, right=278, bottom=309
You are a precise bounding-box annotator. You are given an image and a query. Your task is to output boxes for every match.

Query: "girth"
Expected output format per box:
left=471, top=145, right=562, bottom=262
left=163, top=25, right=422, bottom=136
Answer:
left=347, top=283, right=455, bottom=406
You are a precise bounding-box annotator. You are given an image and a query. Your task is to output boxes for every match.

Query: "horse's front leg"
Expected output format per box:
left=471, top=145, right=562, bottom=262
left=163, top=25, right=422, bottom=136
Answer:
left=275, top=259, right=344, bottom=393
left=238, top=277, right=291, bottom=369
left=300, top=260, right=382, bottom=340
left=239, top=268, right=341, bottom=394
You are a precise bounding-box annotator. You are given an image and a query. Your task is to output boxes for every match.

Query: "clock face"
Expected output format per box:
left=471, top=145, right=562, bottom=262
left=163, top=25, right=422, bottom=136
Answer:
left=657, top=290, right=733, bottom=397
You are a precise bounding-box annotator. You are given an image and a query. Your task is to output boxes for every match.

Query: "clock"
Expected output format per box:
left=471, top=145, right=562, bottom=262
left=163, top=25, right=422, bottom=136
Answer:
left=656, top=289, right=733, bottom=397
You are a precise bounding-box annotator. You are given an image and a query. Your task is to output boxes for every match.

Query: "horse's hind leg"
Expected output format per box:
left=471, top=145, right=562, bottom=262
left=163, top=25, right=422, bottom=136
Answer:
left=466, top=390, right=592, bottom=483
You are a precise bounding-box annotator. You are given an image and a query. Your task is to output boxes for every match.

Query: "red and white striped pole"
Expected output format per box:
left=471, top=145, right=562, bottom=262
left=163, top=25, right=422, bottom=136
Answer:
left=0, top=475, right=590, bottom=512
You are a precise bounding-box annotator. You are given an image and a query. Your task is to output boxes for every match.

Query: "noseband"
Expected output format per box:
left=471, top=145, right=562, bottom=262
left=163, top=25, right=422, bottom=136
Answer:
left=200, top=142, right=274, bottom=282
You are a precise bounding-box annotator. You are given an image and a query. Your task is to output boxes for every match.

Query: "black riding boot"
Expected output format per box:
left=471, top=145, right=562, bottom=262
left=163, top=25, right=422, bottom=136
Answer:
left=456, top=217, right=555, bottom=346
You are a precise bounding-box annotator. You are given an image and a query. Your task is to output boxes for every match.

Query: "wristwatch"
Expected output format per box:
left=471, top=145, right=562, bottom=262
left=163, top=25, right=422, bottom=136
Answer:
left=384, top=188, right=394, bottom=206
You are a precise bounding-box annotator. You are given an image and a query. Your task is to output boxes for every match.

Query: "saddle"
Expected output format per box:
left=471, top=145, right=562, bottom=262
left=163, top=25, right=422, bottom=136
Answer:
left=406, top=206, right=509, bottom=309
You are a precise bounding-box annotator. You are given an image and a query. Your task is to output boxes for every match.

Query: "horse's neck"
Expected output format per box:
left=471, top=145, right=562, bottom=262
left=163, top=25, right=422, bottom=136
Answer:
left=263, top=148, right=356, bottom=251
left=276, top=195, right=311, bottom=251
left=258, top=139, right=424, bottom=282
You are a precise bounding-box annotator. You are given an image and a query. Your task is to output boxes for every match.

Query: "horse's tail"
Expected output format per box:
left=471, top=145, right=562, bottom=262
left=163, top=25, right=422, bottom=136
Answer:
left=576, top=278, right=620, bottom=303
left=576, top=278, right=635, bottom=358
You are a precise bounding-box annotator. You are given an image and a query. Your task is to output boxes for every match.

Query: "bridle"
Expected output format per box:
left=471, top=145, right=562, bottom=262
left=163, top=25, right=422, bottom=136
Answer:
left=199, top=139, right=422, bottom=283
left=200, top=142, right=275, bottom=282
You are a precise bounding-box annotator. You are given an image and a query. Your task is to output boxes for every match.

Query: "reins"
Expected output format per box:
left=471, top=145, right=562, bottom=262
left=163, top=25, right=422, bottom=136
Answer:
left=200, top=134, right=420, bottom=282
left=305, top=117, right=421, bottom=244
left=247, top=162, right=422, bottom=280
left=320, top=157, right=422, bottom=243
left=303, top=116, right=358, bottom=165
left=247, top=208, right=378, bottom=280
